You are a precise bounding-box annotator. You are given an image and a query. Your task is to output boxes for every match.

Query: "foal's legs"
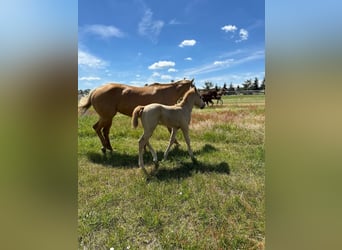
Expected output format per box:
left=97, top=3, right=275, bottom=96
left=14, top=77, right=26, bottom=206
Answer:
left=181, top=127, right=194, bottom=159
left=145, top=141, right=158, bottom=163
left=164, top=128, right=178, bottom=160
left=167, top=126, right=180, bottom=146
left=138, top=132, right=154, bottom=171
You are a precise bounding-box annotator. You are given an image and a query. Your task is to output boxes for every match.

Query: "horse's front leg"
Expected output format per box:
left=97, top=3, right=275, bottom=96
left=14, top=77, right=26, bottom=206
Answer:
left=181, top=128, right=194, bottom=159
left=164, top=128, right=178, bottom=160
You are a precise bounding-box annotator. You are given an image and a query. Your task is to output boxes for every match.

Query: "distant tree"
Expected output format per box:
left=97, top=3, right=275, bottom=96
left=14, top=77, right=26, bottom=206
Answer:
left=215, top=84, right=219, bottom=91
left=260, top=77, right=265, bottom=90
left=236, top=85, right=241, bottom=92
left=251, top=77, right=259, bottom=90
left=204, top=81, right=213, bottom=90
left=225, top=83, right=235, bottom=95
left=242, top=79, right=252, bottom=90
left=223, top=83, right=227, bottom=89
left=228, top=83, right=235, bottom=91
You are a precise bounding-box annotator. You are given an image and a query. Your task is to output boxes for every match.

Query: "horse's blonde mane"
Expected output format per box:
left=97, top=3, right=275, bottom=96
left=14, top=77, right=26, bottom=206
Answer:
left=147, top=79, right=192, bottom=87
left=177, top=87, right=196, bottom=106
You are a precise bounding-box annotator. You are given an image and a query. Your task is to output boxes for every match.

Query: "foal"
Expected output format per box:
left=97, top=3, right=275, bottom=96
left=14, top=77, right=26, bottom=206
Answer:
left=132, top=87, right=205, bottom=171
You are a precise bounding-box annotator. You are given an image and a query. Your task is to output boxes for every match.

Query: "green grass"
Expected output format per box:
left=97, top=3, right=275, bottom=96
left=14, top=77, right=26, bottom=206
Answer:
left=78, top=95, right=265, bottom=249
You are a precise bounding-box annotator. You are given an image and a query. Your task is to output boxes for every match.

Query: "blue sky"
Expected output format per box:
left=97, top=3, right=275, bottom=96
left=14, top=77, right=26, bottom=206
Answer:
left=78, top=0, right=264, bottom=89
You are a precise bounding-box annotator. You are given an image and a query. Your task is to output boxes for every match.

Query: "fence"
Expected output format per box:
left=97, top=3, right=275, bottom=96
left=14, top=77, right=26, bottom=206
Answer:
left=224, top=89, right=265, bottom=95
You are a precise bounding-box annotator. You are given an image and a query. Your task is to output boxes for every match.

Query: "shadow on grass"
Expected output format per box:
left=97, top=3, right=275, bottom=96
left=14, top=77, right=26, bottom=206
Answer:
left=167, top=143, right=218, bottom=158
left=86, top=151, right=138, bottom=168
left=86, top=143, right=221, bottom=170
left=150, top=160, right=230, bottom=181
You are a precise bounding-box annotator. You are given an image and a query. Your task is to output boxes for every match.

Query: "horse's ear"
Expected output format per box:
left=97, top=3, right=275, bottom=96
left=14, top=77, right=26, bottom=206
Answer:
left=190, top=78, right=195, bottom=87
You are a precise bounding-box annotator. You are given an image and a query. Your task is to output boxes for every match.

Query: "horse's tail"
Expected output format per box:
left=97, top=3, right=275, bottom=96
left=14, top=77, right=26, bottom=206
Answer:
left=78, top=88, right=96, bottom=116
left=132, top=105, right=145, bottom=128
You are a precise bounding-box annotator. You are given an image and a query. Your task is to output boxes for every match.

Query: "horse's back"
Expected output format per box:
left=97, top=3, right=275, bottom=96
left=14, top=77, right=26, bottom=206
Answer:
left=90, top=82, right=185, bottom=118
left=142, top=103, right=183, bottom=129
left=90, top=83, right=126, bottom=117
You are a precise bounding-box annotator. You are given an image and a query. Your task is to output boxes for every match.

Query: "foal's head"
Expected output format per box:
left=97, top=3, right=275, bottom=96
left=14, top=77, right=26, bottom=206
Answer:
left=191, top=87, right=205, bottom=109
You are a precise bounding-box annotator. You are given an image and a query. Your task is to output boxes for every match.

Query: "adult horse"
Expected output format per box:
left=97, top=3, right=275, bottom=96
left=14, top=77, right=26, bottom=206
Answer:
left=78, top=79, right=195, bottom=153
left=131, top=87, right=205, bottom=172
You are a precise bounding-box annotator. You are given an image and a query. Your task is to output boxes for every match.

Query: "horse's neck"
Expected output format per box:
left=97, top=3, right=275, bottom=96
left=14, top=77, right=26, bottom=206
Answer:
left=179, top=95, right=195, bottom=116
left=158, top=84, right=185, bottom=102
left=176, top=83, right=190, bottom=97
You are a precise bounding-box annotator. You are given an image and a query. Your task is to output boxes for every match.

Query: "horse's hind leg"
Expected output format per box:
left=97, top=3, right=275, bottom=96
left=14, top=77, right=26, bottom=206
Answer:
left=93, top=120, right=107, bottom=153
left=138, top=133, right=150, bottom=170
left=167, top=126, right=180, bottom=146
left=164, top=128, right=178, bottom=160
left=93, top=118, right=112, bottom=154
left=102, top=119, right=113, bottom=152
left=146, top=141, right=158, bottom=168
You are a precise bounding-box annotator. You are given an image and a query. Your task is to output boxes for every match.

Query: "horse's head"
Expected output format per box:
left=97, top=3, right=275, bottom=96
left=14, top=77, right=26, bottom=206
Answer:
left=175, top=78, right=195, bottom=87
left=193, top=87, right=205, bottom=109
left=174, top=78, right=196, bottom=97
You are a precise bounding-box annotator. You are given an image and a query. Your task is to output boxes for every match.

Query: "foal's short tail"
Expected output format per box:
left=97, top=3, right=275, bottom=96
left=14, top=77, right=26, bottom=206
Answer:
left=132, top=105, right=145, bottom=128
left=78, top=88, right=96, bottom=116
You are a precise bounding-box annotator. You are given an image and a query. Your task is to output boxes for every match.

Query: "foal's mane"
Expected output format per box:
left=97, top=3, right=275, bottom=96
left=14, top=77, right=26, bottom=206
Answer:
left=177, top=87, right=196, bottom=106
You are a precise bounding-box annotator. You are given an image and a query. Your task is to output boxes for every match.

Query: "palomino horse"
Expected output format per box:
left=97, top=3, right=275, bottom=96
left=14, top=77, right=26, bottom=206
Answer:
left=78, top=79, right=194, bottom=153
left=131, top=87, right=205, bottom=172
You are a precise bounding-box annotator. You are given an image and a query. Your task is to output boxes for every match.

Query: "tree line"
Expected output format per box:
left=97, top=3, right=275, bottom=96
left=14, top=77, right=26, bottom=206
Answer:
left=203, top=77, right=265, bottom=95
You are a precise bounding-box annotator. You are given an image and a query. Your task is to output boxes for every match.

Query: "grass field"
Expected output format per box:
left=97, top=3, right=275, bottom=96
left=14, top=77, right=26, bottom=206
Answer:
left=78, top=94, right=265, bottom=249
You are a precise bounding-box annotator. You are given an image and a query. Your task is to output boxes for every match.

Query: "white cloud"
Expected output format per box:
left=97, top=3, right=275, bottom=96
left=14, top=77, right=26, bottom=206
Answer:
left=138, top=9, right=164, bottom=42
left=221, top=25, right=237, bottom=32
left=168, top=68, right=177, bottom=72
left=221, top=25, right=248, bottom=42
left=185, top=59, right=234, bottom=75
left=184, top=57, right=192, bottom=61
left=148, top=61, right=175, bottom=70
left=179, top=39, right=196, bottom=47
left=79, top=76, right=101, bottom=81
left=152, top=72, right=160, bottom=77
left=83, top=24, right=124, bottom=38
left=236, top=29, right=249, bottom=42
left=78, top=49, right=107, bottom=68
left=161, top=75, right=172, bottom=80
left=169, top=19, right=181, bottom=25
left=184, top=50, right=263, bottom=76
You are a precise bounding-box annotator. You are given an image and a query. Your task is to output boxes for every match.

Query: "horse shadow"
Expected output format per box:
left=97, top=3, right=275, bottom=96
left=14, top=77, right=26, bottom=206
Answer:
left=166, top=143, right=218, bottom=158
left=150, top=160, right=230, bottom=181
left=86, top=150, right=138, bottom=168
left=86, top=144, right=230, bottom=179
